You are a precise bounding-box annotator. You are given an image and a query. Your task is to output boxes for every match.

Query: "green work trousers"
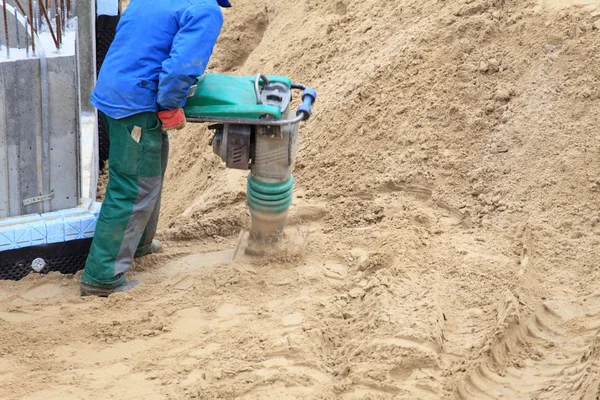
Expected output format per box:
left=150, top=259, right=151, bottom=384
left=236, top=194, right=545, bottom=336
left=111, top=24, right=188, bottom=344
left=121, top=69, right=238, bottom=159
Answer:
left=82, top=112, right=168, bottom=288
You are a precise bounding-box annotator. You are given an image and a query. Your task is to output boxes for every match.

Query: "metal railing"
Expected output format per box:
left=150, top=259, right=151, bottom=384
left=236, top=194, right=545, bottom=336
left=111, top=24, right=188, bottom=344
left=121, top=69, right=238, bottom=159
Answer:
left=1, top=0, right=73, bottom=58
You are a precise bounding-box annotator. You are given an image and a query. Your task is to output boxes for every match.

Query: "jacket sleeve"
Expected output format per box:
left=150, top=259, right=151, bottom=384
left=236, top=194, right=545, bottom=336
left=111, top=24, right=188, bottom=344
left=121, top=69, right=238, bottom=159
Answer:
left=157, top=4, right=223, bottom=110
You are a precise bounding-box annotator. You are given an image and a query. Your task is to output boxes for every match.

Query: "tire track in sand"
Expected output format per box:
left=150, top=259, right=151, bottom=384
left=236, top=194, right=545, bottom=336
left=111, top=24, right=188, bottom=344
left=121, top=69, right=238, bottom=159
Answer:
left=455, top=293, right=600, bottom=399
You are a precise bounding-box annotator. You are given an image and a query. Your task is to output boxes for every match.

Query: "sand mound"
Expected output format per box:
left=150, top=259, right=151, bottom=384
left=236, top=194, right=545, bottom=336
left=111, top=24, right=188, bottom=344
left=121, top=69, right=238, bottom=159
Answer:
left=2, top=0, right=600, bottom=398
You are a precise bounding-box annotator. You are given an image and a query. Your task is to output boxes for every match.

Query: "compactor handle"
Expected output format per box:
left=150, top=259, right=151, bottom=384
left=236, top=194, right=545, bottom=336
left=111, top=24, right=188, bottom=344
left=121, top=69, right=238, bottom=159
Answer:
left=296, top=87, right=317, bottom=120
left=187, top=83, right=317, bottom=126
left=254, top=74, right=270, bottom=104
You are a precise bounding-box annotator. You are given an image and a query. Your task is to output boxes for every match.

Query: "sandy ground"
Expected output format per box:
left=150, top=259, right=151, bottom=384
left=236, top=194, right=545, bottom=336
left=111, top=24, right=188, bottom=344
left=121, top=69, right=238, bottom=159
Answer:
left=3, top=0, right=600, bottom=398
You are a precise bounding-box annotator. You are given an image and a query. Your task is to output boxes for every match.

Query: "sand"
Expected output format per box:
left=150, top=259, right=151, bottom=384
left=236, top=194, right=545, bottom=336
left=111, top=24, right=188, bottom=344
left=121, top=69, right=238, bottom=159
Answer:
left=2, top=0, right=600, bottom=398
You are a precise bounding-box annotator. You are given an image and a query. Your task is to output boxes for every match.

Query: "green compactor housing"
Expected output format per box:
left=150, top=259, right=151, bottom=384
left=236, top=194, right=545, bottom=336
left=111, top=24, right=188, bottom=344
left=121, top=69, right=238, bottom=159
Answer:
left=183, top=73, right=317, bottom=242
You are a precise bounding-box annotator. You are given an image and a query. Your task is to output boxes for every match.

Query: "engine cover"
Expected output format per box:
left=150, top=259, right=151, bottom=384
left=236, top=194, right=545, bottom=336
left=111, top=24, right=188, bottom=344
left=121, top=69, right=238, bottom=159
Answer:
left=211, top=124, right=252, bottom=170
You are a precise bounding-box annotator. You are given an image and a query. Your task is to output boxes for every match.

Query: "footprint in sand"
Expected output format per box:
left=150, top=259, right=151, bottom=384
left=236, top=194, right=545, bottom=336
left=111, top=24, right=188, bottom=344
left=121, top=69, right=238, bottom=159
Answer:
left=20, top=283, right=65, bottom=301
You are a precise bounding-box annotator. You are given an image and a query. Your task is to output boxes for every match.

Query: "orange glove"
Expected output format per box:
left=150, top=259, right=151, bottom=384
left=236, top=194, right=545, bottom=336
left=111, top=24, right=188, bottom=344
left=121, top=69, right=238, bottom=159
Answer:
left=157, top=108, right=186, bottom=131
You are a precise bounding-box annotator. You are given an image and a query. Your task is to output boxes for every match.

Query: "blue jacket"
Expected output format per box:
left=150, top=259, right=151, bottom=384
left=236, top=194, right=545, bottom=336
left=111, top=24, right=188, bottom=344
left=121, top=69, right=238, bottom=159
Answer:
left=92, top=0, right=223, bottom=119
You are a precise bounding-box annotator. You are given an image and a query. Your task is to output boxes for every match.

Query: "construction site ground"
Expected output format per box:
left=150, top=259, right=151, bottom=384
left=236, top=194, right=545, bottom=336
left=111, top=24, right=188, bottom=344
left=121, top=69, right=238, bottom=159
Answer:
left=2, top=0, right=600, bottom=398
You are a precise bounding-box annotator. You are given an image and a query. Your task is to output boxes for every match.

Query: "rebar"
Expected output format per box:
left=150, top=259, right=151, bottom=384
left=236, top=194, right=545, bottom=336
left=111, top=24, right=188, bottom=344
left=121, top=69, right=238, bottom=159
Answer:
left=14, top=0, right=26, bottom=16
left=60, top=0, right=64, bottom=33
left=24, top=14, right=28, bottom=56
left=39, top=0, right=58, bottom=49
left=2, top=0, right=9, bottom=58
left=34, top=0, right=39, bottom=31
left=11, top=1, right=35, bottom=55
left=37, top=2, right=41, bottom=32
left=55, top=7, right=60, bottom=47
left=0, top=0, right=72, bottom=56
left=28, top=0, right=34, bottom=54
left=14, top=6, right=20, bottom=49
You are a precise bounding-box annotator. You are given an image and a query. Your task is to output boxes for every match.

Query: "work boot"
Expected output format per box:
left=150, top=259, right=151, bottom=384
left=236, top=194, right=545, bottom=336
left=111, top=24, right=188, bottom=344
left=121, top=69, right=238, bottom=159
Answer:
left=80, top=275, right=140, bottom=297
left=150, top=239, right=163, bottom=254
left=134, top=239, right=163, bottom=258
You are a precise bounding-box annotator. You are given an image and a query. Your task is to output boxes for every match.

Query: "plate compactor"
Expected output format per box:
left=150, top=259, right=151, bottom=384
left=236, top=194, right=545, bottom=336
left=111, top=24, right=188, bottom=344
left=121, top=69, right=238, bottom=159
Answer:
left=184, top=73, right=317, bottom=243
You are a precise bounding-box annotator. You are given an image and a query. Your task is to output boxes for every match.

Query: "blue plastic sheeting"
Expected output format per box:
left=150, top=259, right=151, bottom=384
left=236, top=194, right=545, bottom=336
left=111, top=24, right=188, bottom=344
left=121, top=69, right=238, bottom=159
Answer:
left=0, top=203, right=101, bottom=252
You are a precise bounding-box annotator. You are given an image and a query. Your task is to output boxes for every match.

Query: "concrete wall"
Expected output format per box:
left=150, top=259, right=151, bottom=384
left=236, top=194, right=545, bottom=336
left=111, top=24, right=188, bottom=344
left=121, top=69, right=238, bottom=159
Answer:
left=0, top=54, right=80, bottom=218
left=75, top=0, right=99, bottom=202
left=76, top=0, right=97, bottom=112
left=0, top=3, right=98, bottom=219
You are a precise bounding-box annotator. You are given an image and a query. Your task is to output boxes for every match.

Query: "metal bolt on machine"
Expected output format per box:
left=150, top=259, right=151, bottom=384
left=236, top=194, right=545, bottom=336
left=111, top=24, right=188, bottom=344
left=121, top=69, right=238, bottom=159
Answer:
left=184, top=73, right=317, bottom=243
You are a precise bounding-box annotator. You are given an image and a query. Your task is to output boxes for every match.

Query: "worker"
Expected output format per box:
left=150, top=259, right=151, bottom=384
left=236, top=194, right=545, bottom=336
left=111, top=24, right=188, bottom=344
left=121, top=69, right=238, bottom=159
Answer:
left=81, top=0, right=231, bottom=296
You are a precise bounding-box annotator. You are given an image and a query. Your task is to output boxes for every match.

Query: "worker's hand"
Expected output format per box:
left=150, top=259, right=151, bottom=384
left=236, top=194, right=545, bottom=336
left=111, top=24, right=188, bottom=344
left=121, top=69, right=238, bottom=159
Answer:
left=157, top=108, right=186, bottom=132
